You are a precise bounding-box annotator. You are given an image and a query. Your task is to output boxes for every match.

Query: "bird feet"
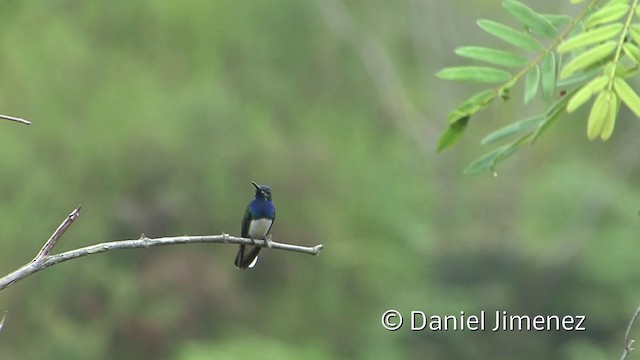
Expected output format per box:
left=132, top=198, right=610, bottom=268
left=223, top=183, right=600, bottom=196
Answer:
left=264, top=234, right=273, bottom=248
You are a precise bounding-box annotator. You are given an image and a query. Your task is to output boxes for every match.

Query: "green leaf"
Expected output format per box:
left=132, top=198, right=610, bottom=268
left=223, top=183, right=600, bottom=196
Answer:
left=616, top=67, right=640, bottom=79
left=613, top=76, right=640, bottom=117
left=630, top=24, right=640, bottom=45
left=603, top=61, right=616, bottom=78
left=556, top=67, right=600, bottom=87
left=437, top=66, right=512, bottom=83
left=560, top=41, right=617, bottom=78
left=454, top=46, right=527, bottom=67
left=587, top=90, right=611, bottom=140
left=481, top=115, right=544, bottom=144
left=557, top=23, right=623, bottom=53
left=541, top=14, right=572, bottom=27
left=437, top=117, right=469, bottom=153
left=502, top=0, right=557, bottom=38
left=623, top=42, right=640, bottom=64
left=464, top=135, right=530, bottom=175
left=524, top=65, right=540, bottom=104
left=600, top=91, right=618, bottom=140
left=440, top=90, right=499, bottom=151
left=477, top=19, right=543, bottom=51
left=567, top=75, right=609, bottom=112
left=585, top=2, right=629, bottom=29
left=540, top=52, right=556, bottom=100
left=570, top=0, right=587, bottom=3
left=447, top=89, right=497, bottom=124
left=463, top=144, right=512, bottom=175
left=529, top=87, right=576, bottom=144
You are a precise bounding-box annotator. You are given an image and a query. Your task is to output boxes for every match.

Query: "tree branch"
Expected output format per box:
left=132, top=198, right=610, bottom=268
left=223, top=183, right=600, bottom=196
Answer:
left=32, top=206, right=81, bottom=262
left=0, top=311, right=6, bottom=333
left=0, top=207, right=324, bottom=291
left=621, top=303, right=640, bottom=360
left=0, top=113, right=31, bottom=125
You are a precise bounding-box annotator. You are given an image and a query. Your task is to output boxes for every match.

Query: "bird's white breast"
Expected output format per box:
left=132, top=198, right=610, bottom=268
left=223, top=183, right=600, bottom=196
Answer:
left=248, top=218, right=273, bottom=239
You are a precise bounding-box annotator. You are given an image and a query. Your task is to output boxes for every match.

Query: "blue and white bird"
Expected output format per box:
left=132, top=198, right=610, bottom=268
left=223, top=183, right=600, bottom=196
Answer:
left=234, top=181, right=276, bottom=269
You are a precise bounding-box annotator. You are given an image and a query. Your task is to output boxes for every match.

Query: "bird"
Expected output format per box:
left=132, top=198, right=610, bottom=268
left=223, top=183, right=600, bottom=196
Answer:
left=234, top=181, right=276, bottom=269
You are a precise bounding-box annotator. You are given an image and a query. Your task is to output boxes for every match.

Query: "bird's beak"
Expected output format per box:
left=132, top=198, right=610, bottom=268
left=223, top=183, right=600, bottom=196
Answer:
left=252, top=181, right=260, bottom=190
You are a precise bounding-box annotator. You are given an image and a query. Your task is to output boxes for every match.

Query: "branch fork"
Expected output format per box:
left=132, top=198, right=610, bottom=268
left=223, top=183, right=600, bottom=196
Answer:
left=32, top=206, right=81, bottom=263
left=621, top=304, right=640, bottom=360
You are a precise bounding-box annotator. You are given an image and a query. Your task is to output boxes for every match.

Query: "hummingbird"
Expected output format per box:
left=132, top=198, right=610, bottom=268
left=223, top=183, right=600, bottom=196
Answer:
left=234, top=181, right=276, bottom=269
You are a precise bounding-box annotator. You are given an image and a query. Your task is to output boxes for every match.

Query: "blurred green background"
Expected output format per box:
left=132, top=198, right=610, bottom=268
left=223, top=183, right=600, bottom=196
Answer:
left=0, top=0, right=639, bottom=359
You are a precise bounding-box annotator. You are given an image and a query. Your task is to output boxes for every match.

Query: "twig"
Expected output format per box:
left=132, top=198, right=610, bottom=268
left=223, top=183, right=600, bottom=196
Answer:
left=0, top=113, right=31, bottom=125
left=0, top=311, right=6, bottom=333
left=0, top=210, right=324, bottom=291
left=621, top=304, right=640, bottom=360
left=32, top=206, right=81, bottom=262
left=318, top=0, right=434, bottom=151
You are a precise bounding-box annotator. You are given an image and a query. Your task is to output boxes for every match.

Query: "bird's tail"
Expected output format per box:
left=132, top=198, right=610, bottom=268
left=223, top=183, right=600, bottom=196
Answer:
left=234, top=244, right=261, bottom=269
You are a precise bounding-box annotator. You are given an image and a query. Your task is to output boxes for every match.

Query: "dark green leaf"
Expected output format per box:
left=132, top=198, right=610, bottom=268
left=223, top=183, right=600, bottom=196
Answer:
left=437, top=117, right=469, bottom=153
left=447, top=89, right=497, bottom=124
left=477, top=19, right=543, bottom=51
left=502, top=0, right=557, bottom=38
left=481, top=115, right=544, bottom=145
left=556, top=67, right=600, bottom=87
left=540, top=52, right=556, bottom=100
left=524, top=65, right=540, bottom=104
left=455, top=46, right=527, bottom=67
left=437, top=66, right=512, bottom=83
left=464, top=144, right=513, bottom=175
left=464, top=135, right=530, bottom=175
left=529, top=87, right=576, bottom=144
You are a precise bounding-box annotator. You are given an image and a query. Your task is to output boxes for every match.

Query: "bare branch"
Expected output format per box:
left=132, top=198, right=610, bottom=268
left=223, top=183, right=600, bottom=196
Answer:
left=621, top=304, right=640, bottom=360
left=0, top=232, right=324, bottom=291
left=32, top=206, right=82, bottom=262
left=0, top=311, right=6, bottom=333
left=0, top=113, right=31, bottom=125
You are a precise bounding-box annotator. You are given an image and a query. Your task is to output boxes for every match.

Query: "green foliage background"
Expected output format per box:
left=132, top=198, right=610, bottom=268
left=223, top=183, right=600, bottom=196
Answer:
left=0, top=0, right=638, bottom=359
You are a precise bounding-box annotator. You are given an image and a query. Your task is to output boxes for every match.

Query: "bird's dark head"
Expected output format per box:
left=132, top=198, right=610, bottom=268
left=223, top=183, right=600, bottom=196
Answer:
left=252, top=181, right=272, bottom=201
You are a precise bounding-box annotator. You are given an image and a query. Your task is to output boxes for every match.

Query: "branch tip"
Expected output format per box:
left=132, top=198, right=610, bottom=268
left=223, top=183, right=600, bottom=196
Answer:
left=621, top=304, right=640, bottom=359
left=0, top=113, right=31, bottom=125
left=33, top=206, right=83, bottom=262
left=70, top=206, right=81, bottom=220
left=0, top=311, right=6, bottom=333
